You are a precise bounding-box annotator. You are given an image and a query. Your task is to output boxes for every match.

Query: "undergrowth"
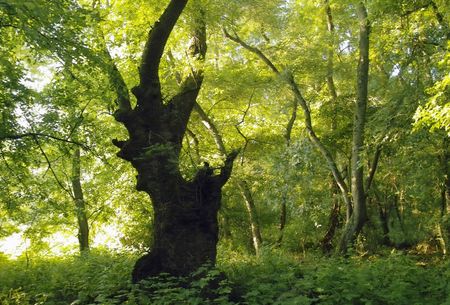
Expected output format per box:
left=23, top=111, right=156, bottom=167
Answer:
left=0, top=249, right=449, bottom=304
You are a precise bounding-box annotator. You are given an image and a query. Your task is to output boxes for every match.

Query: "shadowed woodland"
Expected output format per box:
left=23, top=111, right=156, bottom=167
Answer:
left=0, top=0, right=449, bottom=304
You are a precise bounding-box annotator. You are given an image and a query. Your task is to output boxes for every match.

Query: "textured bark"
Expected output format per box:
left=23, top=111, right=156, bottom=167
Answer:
left=71, top=146, right=90, bottom=254
left=131, top=165, right=233, bottom=281
left=338, top=2, right=370, bottom=253
left=109, top=0, right=237, bottom=282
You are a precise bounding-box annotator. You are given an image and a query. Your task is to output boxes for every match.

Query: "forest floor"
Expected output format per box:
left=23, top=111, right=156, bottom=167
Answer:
left=0, top=248, right=449, bottom=305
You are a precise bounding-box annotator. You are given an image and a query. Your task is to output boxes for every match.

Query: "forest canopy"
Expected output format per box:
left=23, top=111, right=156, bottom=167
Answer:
left=0, top=0, right=449, bottom=304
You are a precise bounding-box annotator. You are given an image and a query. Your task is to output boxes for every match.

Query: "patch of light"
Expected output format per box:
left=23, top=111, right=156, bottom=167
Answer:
left=14, top=104, right=50, bottom=129
left=21, top=63, right=61, bottom=92
left=93, top=224, right=123, bottom=250
left=43, top=232, right=78, bottom=256
left=0, top=224, right=125, bottom=259
left=339, top=40, right=352, bottom=54
left=0, top=232, right=30, bottom=258
left=390, top=64, right=401, bottom=78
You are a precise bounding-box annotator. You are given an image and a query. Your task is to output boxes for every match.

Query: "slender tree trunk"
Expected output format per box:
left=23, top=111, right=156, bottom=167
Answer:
left=224, top=2, right=376, bottom=254
left=277, top=97, right=298, bottom=247
left=373, top=185, right=392, bottom=246
left=238, top=180, right=263, bottom=255
left=338, top=2, right=370, bottom=253
left=219, top=212, right=232, bottom=239
left=276, top=190, right=288, bottom=246
left=439, top=137, right=450, bottom=255
left=320, top=0, right=342, bottom=252
left=321, top=179, right=341, bottom=252
left=109, top=0, right=238, bottom=282
left=71, top=146, right=90, bottom=254
left=344, top=163, right=353, bottom=222
left=224, top=25, right=353, bottom=227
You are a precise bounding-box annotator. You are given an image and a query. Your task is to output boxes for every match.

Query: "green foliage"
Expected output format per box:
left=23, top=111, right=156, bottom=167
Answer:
left=222, top=250, right=450, bottom=305
left=1, top=0, right=449, bottom=304
left=0, top=250, right=135, bottom=305
left=1, top=251, right=448, bottom=305
left=126, top=267, right=235, bottom=305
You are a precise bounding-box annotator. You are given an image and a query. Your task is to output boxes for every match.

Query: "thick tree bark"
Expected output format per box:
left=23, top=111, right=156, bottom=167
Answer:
left=71, top=146, right=90, bottom=254
left=109, top=0, right=237, bottom=282
left=338, top=2, right=370, bottom=253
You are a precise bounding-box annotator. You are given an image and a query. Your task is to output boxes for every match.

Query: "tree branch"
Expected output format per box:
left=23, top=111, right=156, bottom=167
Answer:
left=223, top=28, right=280, bottom=74
left=139, top=0, right=188, bottom=91
left=33, top=136, right=74, bottom=199
left=217, top=149, right=240, bottom=186
left=0, top=132, right=86, bottom=147
left=224, top=23, right=352, bottom=208
left=365, top=144, right=382, bottom=195
left=284, top=98, right=297, bottom=145
left=103, top=41, right=131, bottom=119
left=167, top=10, right=207, bottom=146
left=194, top=102, right=227, bottom=156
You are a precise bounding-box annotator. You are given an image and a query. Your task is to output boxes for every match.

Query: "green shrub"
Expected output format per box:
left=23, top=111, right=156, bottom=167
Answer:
left=0, top=249, right=448, bottom=304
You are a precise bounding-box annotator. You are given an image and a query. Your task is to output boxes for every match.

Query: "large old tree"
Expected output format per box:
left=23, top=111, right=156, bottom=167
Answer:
left=109, top=0, right=238, bottom=282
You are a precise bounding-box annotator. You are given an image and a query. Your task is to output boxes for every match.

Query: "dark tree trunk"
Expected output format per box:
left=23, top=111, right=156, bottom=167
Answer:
left=108, top=0, right=237, bottom=282
left=373, top=185, right=394, bottom=247
left=132, top=166, right=230, bottom=280
left=377, top=202, right=391, bottom=246
left=71, top=146, right=90, bottom=254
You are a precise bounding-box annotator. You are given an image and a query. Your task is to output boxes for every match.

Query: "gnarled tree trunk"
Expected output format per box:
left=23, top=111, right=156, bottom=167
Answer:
left=108, top=0, right=237, bottom=282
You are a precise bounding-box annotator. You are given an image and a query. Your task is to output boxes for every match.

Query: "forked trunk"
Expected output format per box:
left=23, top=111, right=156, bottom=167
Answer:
left=107, top=0, right=238, bottom=282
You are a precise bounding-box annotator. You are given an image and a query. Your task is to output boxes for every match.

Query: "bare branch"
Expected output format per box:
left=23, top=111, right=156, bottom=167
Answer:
left=0, top=132, right=86, bottom=147
left=225, top=23, right=351, bottom=207
left=223, top=28, right=280, bottom=74
left=33, top=135, right=74, bottom=199
left=194, top=102, right=226, bottom=156
left=365, top=145, right=382, bottom=195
